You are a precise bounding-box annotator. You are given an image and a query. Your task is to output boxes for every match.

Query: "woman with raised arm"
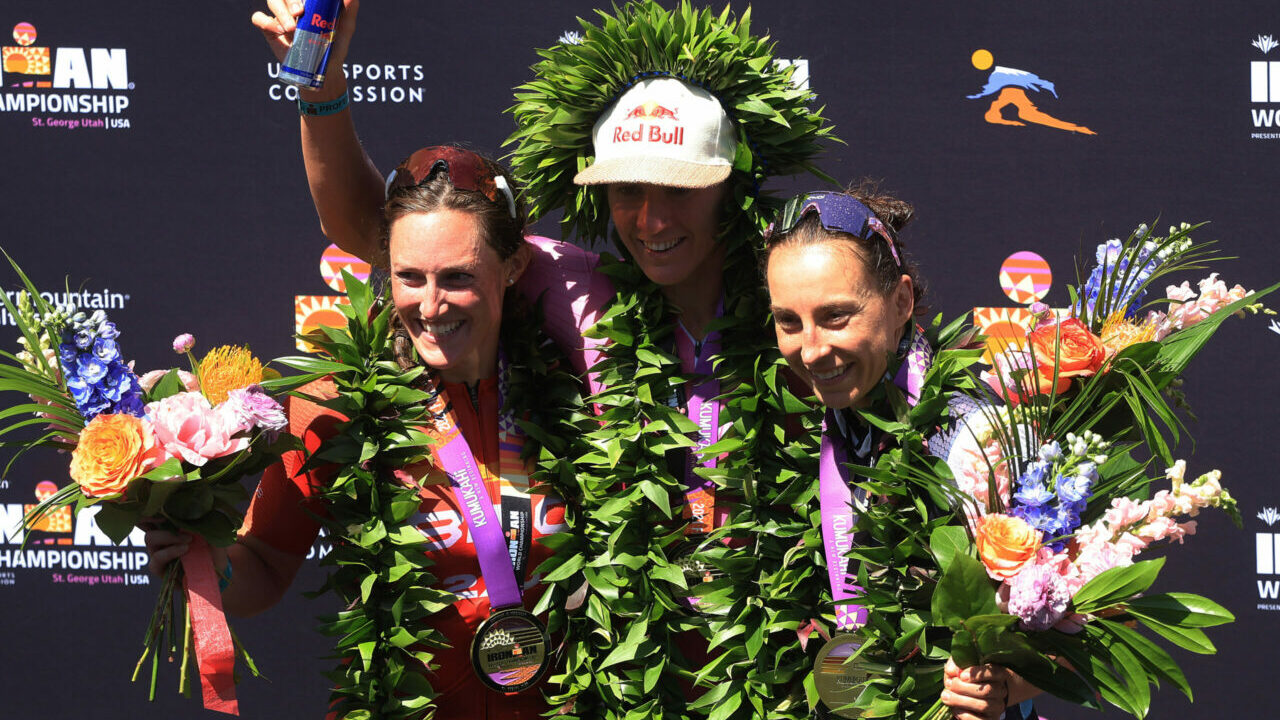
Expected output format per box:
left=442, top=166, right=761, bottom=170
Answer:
left=253, top=2, right=837, bottom=718
left=763, top=187, right=1040, bottom=720
left=147, top=146, right=585, bottom=718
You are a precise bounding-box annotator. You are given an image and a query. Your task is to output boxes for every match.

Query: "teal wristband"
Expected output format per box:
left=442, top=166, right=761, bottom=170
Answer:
left=217, top=561, right=232, bottom=592
left=297, top=91, right=349, bottom=117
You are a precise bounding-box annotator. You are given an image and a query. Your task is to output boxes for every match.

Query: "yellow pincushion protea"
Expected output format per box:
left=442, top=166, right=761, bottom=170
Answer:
left=198, top=345, right=263, bottom=404
left=1099, top=311, right=1158, bottom=355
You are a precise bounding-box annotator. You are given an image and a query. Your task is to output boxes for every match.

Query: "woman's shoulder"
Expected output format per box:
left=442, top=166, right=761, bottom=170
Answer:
left=285, top=377, right=344, bottom=438
left=525, top=234, right=601, bottom=272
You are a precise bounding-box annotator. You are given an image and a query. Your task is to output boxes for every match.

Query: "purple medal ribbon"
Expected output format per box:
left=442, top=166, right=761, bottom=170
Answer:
left=674, top=304, right=723, bottom=536
left=819, top=421, right=868, bottom=631
left=434, top=359, right=524, bottom=611
left=819, top=328, right=933, bottom=630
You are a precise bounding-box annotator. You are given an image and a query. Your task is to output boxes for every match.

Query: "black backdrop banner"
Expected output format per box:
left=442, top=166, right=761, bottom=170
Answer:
left=1, top=2, right=1277, bottom=718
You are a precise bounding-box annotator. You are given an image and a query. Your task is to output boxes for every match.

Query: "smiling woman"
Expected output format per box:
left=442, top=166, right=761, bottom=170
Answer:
left=145, top=145, right=577, bottom=719
left=764, top=189, right=923, bottom=409
left=763, top=187, right=1041, bottom=720
left=384, top=153, right=531, bottom=384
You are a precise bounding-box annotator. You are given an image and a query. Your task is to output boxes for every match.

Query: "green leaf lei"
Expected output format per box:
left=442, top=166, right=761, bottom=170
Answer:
left=505, top=2, right=838, bottom=717
left=269, top=275, right=588, bottom=719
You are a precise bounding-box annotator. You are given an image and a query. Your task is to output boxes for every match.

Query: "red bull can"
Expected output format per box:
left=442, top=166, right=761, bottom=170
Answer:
left=278, top=0, right=343, bottom=89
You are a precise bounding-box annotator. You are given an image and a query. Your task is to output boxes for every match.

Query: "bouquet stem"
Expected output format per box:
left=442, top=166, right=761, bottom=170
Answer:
left=132, top=559, right=183, bottom=697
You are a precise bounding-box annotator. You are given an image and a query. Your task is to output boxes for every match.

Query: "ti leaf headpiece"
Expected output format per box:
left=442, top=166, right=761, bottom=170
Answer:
left=506, top=0, right=838, bottom=244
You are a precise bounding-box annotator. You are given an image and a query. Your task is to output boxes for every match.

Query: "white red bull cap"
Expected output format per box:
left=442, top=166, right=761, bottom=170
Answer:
left=573, top=77, right=737, bottom=188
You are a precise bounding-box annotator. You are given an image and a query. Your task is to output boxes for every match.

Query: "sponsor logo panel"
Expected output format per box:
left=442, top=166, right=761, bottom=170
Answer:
left=1256, top=507, right=1280, bottom=609
left=0, top=481, right=151, bottom=588
left=266, top=61, right=426, bottom=103
left=1250, top=34, right=1280, bottom=139
left=1, top=21, right=134, bottom=130
left=295, top=243, right=369, bottom=350
left=0, top=287, right=131, bottom=327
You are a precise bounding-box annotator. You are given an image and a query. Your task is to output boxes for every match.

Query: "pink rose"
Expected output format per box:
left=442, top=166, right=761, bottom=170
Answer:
left=173, top=333, right=195, bottom=354
left=147, top=391, right=247, bottom=467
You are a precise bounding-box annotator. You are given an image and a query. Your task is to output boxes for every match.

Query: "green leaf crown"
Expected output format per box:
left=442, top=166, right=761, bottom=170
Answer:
left=506, top=0, right=837, bottom=245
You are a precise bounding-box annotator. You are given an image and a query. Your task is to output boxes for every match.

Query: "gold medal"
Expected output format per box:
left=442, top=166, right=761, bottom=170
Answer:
left=813, top=634, right=873, bottom=718
left=671, top=539, right=723, bottom=615
left=470, top=608, right=550, bottom=693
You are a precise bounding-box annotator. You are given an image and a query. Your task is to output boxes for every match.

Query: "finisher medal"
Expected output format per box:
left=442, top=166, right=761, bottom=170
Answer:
left=813, top=634, right=871, bottom=718
left=470, top=608, right=550, bottom=694
left=671, top=539, right=724, bottom=614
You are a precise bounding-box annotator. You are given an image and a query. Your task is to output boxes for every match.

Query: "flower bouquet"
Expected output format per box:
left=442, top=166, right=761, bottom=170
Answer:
left=2, top=259, right=292, bottom=715
left=841, top=223, right=1277, bottom=718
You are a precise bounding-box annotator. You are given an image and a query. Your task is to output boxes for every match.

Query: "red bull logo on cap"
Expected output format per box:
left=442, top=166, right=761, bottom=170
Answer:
left=612, top=101, right=685, bottom=146
left=623, top=100, right=680, bottom=121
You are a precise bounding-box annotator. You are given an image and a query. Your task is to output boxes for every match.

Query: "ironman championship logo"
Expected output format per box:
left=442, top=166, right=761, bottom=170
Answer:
left=0, top=481, right=151, bottom=589
left=1, top=21, right=133, bottom=129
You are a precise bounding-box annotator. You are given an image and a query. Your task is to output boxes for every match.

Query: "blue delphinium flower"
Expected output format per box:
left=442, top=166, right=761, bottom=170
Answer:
left=58, top=310, right=144, bottom=421
left=1011, top=503, right=1060, bottom=535
left=1077, top=233, right=1166, bottom=321
left=1009, top=440, right=1101, bottom=551
left=1012, top=459, right=1049, bottom=506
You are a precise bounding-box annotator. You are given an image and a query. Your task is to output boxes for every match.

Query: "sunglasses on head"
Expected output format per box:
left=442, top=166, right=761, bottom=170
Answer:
left=385, top=146, right=517, bottom=219
left=765, top=191, right=902, bottom=268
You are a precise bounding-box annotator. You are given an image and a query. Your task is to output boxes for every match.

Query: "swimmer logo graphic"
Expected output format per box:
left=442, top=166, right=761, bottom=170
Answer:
left=0, top=21, right=134, bottom=129
left=968, top=49, right=1094, bottom=135
left=1250, top=34, right=1280, bottom=139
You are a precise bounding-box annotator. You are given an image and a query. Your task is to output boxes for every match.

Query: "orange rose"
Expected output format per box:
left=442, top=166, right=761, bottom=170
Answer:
left=1028, top=317, right=1106, bottom=392
left=974, top=513, right=1042, bottom=581
left=70, top=414, right=167, bottom=498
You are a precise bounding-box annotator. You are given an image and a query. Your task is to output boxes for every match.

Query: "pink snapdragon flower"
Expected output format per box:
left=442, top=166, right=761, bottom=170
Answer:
left=1068, top=540, right=1132, bottom=594
left=147, top=391, right=247, bottom=466
left=1148, top=274, right=1251, bottom=339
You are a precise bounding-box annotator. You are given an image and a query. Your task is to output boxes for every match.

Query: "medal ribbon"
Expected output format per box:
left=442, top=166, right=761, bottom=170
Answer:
left=673, top=300, right=724, bottom=536
left=820, top=327, right=933, bottom=631
left=422, top=361, right=525, bottom=610
left=819, top=420, right=868, bottom=632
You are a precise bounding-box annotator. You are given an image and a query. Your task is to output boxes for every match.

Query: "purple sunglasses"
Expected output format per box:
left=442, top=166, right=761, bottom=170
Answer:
left=765, top=191, right=903, bottom=268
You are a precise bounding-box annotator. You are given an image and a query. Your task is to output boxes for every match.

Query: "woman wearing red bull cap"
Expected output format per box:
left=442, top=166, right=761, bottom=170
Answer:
left=254, top=0, right=836, bottom=717
left=146, top=145, right=587, bottom=719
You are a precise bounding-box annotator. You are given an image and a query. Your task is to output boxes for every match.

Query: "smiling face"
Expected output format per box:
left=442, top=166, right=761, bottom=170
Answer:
left=607, top=182, right=727, bottom=290
left=767, top=241, right=914, bottom=409
left=389, top=209, right=528, bottom=384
